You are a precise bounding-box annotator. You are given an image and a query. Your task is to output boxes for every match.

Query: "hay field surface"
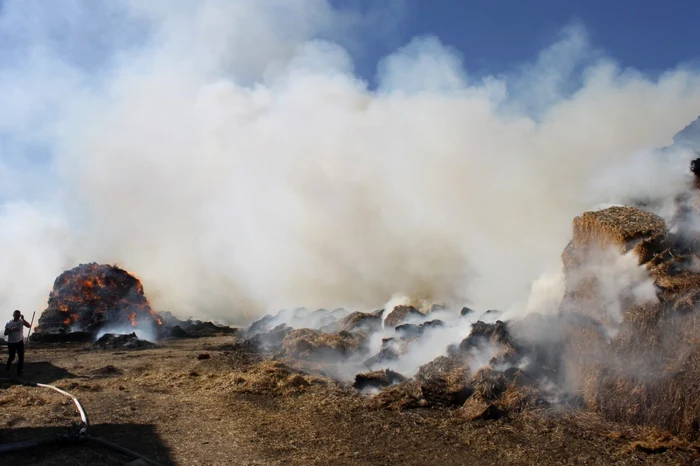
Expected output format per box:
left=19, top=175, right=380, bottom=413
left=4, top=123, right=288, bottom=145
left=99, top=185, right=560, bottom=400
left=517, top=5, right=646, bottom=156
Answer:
left=1, top=336, right=698, bottom=466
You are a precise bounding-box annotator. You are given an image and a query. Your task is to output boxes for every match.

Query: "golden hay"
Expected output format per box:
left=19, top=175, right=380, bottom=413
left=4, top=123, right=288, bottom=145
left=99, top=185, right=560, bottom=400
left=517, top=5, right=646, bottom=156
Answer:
left=571, top=206, right=666, bottom=252
left=460, top=368, right=546, bottom=421
left=561, top=280, right=700, bottom=439
left=340, top=310, right=383, bottom=333
left=281, top=328, right=367, bottom=361
left=369, top=380, right=425, bottom=411
left=383, top=305, right=423, bottom=328
left=416, top=354, right=472, bottom=407
left=585, top=359, right=700, bottom=440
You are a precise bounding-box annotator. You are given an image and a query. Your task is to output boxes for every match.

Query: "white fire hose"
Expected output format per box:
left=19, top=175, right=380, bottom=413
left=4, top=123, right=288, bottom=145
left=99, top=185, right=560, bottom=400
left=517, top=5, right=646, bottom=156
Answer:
left=0, top=379, right=161, bottom=465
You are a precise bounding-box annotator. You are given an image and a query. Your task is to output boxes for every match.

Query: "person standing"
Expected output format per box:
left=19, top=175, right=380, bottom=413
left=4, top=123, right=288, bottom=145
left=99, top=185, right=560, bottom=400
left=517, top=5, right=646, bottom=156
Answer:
left=4, top=310, right=31, bottom=376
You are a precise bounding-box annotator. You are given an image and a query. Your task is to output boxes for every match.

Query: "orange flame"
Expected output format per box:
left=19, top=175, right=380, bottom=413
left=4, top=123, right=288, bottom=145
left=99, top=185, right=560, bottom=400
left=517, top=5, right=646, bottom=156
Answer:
left=129, top=312, right=137, bottom=327
left=63, top=318, right=71, bottom=325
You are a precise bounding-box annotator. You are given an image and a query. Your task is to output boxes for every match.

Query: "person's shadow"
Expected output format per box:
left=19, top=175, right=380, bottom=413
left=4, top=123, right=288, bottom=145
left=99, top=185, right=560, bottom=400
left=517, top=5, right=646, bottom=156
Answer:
left=1, top=361, right=77, bottom=385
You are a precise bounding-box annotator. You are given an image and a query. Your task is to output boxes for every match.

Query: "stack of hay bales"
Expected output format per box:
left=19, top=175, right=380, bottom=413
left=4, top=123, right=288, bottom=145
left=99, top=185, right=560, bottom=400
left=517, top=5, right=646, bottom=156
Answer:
left=561, top=205, right=700, bottom=439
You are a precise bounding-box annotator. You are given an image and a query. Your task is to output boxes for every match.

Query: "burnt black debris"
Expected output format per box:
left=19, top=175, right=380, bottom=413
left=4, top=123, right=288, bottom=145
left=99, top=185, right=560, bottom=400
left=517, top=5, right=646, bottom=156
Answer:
left=353, top=369, right=407, bottom=390
left=88, top=332, right=157, bottom=350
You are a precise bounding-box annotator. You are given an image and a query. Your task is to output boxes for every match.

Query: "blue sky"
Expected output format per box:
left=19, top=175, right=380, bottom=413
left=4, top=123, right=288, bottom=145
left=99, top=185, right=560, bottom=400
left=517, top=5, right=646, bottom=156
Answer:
left=333, top=0, right=700, bottom=83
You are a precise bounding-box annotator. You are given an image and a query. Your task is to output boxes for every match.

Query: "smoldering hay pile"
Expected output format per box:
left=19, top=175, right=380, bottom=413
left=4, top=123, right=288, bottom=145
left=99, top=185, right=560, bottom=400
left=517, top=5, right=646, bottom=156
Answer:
left=242, top=161, right=700, bottom=438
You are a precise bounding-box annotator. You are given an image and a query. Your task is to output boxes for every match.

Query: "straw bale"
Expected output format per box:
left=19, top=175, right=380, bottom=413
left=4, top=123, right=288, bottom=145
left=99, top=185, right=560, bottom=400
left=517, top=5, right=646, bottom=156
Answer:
left=585, top=355, right=700, bottom=440
left=632, top=233, right=669, bottom=265
left=384, top=305, right=423, bottom=328
left=247, top=323, right=293, bottom=350
left=340, top=310, right=384, bottom=333
left=246, top=313, right=276, bottom=336
left=561, top=289, right=700, bottom=439
left=416, top=354, right=472, bottom=407
left=460, top=367, right=547, bottom=421
left=363, top=338, right=401, bottom=367
left=557, top=204, right=700, bottom=439
left=369, top=380, right=425, bottom=411
left=654, top=271, right=700, bottom=295
left=281, top=328, right=367, bottom=361
left=363, top=336, right=421, bottom=369
left=563, top=207, right=668, bottom=281
left=458, top=320, right=520, bottom=362
left=561, top=240, right=582, bottom=273
left=461, top=395, right=505, bottom=421
left=558, top=314, right=608, bottom=400
left=394, top=323, right=421, bottom=339
left=571, top=206, right=666, bottom=251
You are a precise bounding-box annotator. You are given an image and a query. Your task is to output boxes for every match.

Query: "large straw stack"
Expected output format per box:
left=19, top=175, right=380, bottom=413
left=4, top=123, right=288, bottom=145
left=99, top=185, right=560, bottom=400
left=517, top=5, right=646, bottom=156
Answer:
left=560, top=205, right=700, bottom=439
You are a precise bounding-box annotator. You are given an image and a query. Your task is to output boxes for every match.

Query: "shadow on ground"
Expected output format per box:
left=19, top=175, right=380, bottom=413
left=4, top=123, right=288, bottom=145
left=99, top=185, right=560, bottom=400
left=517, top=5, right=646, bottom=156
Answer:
left=0, top=361, right=78, bottom=385
left=0, top=423, right=173, bottom=466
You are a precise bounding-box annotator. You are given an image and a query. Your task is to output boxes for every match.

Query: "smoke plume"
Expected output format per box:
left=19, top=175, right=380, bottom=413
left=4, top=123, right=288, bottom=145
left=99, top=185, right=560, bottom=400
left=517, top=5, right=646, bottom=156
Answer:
left=1, top=0, right=700, bottom=324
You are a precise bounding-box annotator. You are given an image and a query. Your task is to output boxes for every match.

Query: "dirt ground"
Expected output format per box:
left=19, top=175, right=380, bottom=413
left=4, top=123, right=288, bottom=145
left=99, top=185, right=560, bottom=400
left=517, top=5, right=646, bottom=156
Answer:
left=1, top=336, right=699, bottom=466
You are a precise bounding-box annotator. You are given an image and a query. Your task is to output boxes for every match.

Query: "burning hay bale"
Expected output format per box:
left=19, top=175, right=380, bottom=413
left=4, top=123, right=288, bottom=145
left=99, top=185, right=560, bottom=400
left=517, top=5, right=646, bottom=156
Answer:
left=307, top=308, right=340, bottom=329
left=246, top=314, right=277, bottom=336
left=369, top=380, right=425, bottom=411
left=458, top=320, right=521, bottom=367
left=247, top=324, right=294, bottom=351
left=353, top=369, right=406, bottom=391
left=415, top=354, right=472, bottom=407
left=558, top=202, right=700, bottom=439
left=459, top=320, right=511, bottom=350
left=581, top=349, right=700, bottom=439
left=394, top=324, right=421, bottom=339
left=461, top=367, right=547, bottom=421
left=36, top=263, right=162, bottom=336
left=561, top=206, right=676, bottom=325
left=364, top=338, right=401, bottom=366
left=88, top=332, right=157, bottom=350
left=280, top=329, right=367, bottom=361
left=562, top=207, right=668, bottom=303
left=570, top=206, right=666, bottom=254
left=340, top=310, right=384, bottom=333
left=383, top=305, right=423, bottom=328
left=394, top=320, right=445, bottom=339
left=562, top=304, right=700, bottom=438
left=363, top=336, right=421, bottom=368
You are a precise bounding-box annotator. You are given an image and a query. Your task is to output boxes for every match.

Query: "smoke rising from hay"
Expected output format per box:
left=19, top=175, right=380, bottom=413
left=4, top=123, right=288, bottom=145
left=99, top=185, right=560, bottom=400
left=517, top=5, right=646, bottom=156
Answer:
left=1, top=0, right=700, bottom=323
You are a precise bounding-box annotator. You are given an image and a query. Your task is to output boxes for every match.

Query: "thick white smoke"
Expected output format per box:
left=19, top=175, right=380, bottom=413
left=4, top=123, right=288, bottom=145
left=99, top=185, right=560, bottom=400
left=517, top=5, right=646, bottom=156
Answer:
left=1, top=1, right=699, bottom=324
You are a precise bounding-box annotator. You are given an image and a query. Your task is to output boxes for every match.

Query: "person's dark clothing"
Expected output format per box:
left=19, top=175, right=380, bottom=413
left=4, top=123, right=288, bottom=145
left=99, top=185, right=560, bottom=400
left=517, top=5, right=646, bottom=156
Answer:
left=7, top=340, right=24, bottom=375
